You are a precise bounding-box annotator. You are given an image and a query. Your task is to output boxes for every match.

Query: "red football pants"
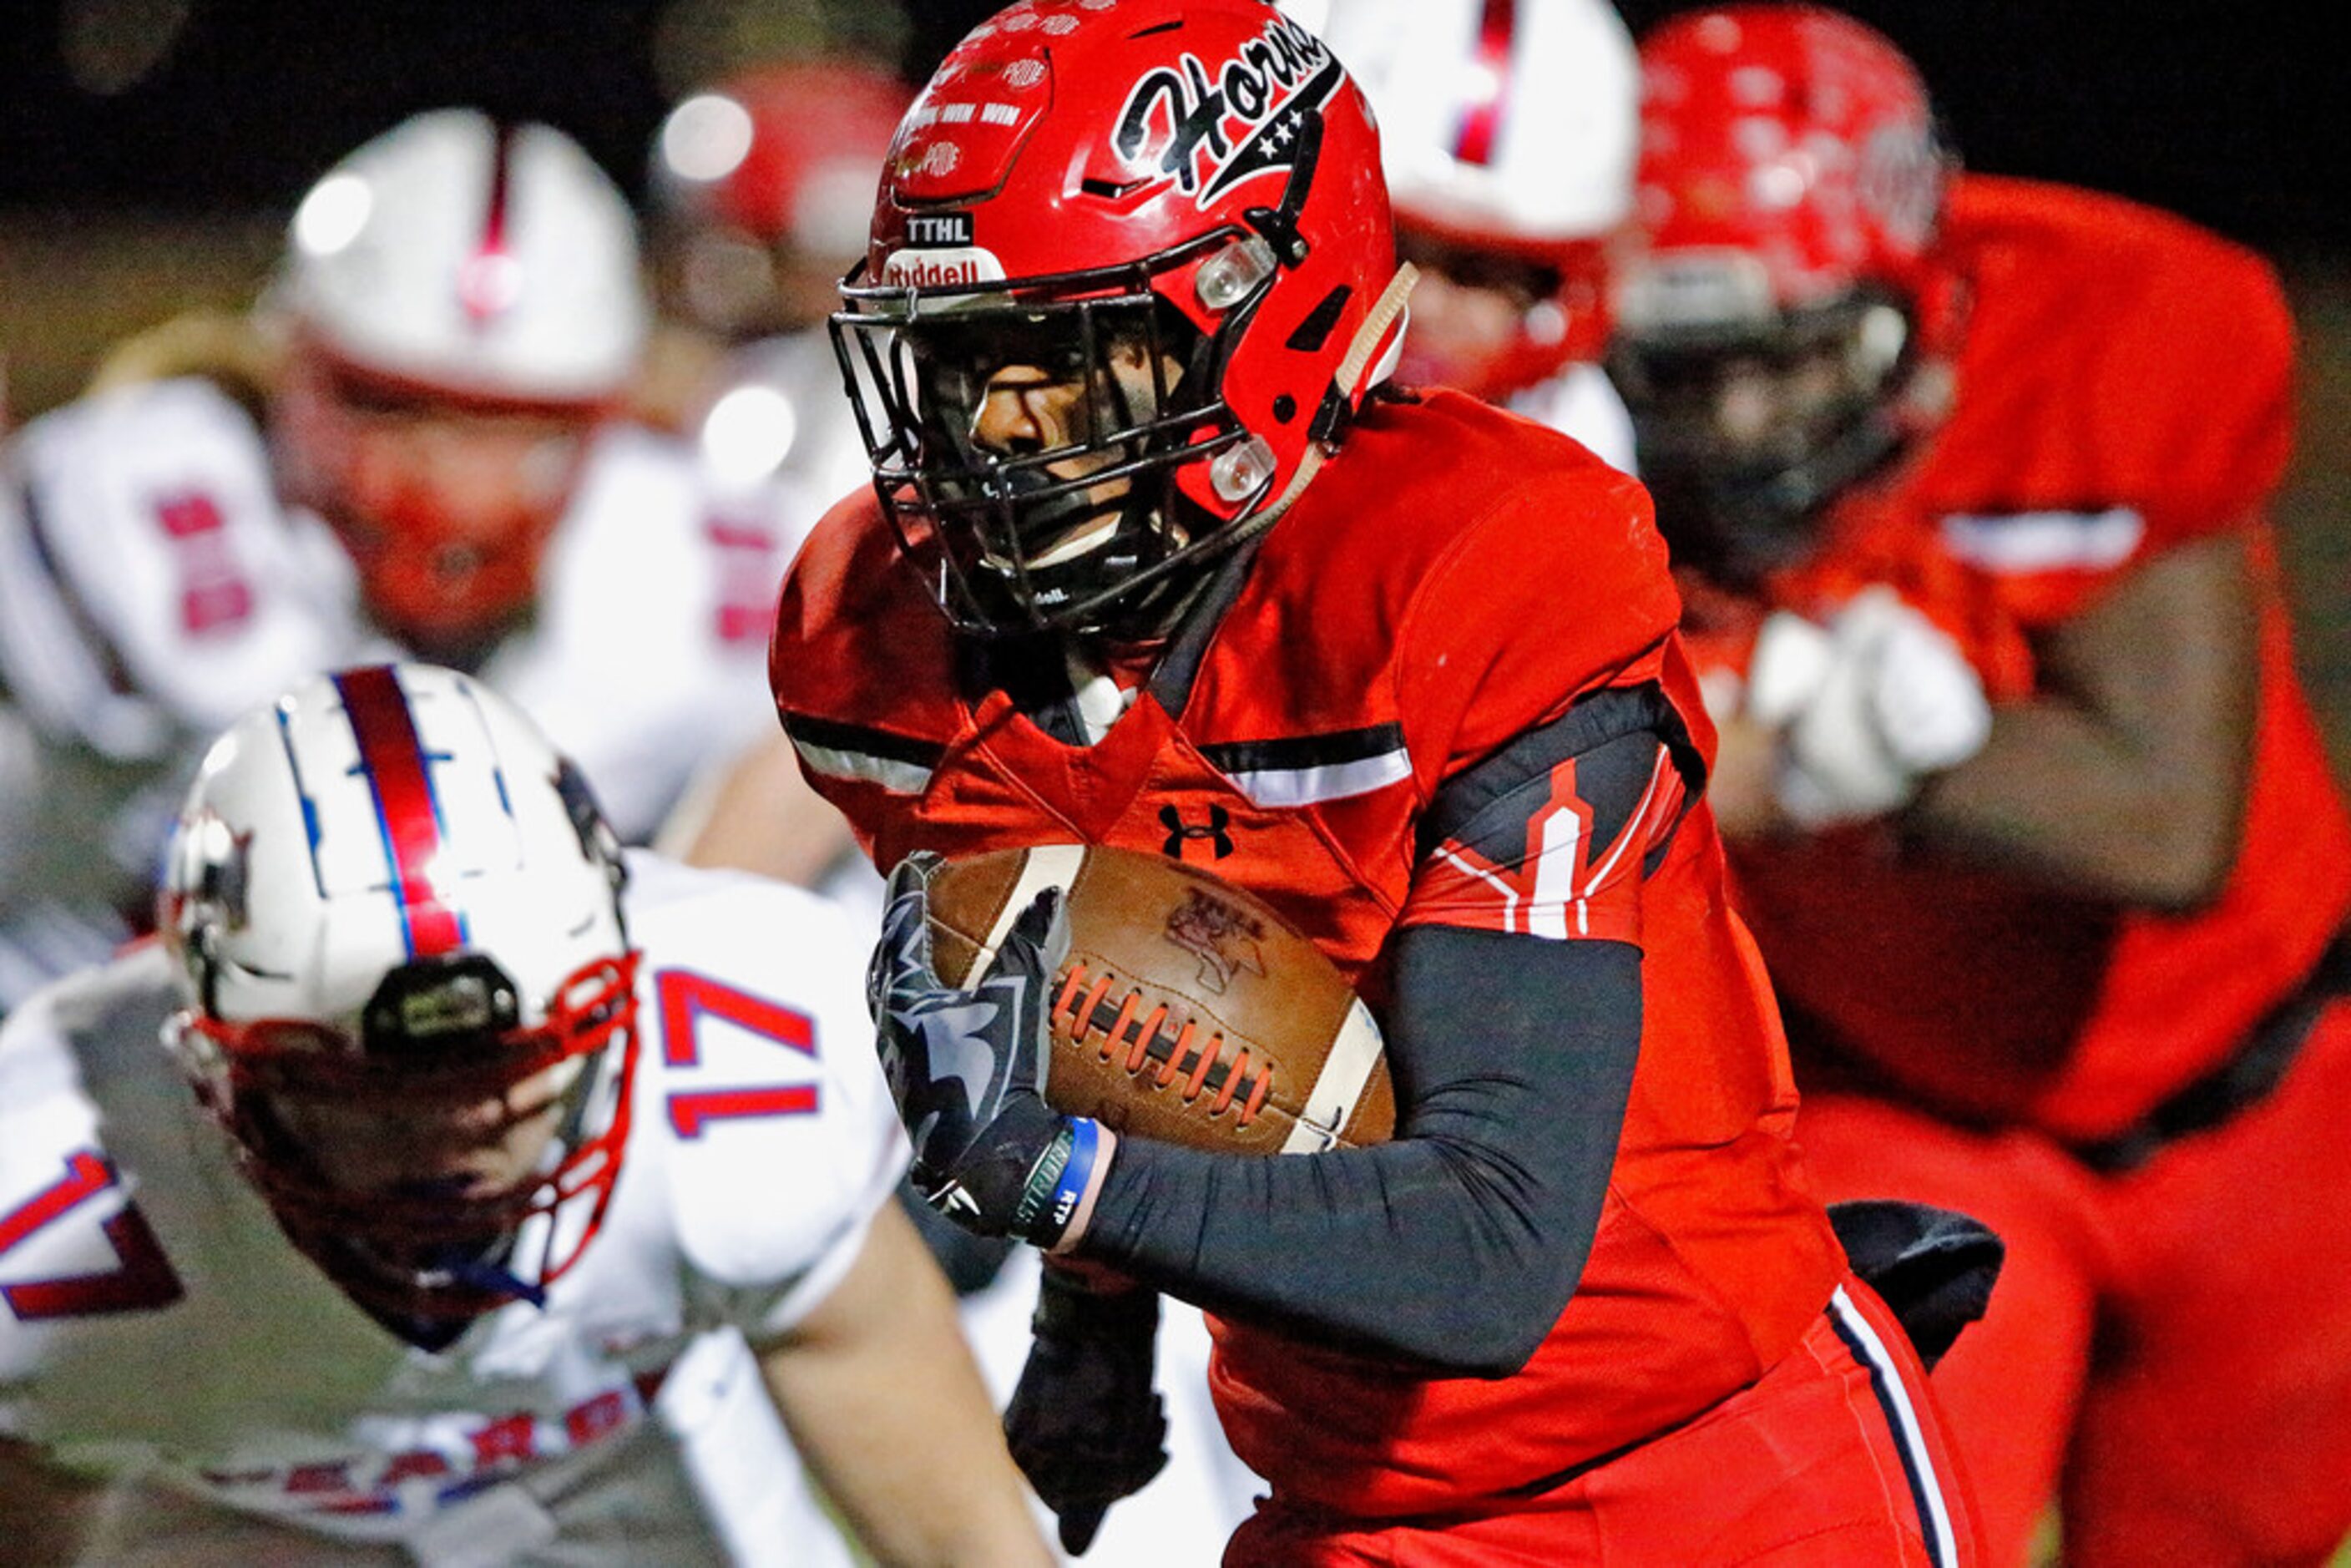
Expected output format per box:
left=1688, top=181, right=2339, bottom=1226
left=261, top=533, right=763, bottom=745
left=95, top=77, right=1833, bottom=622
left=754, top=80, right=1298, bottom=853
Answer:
left=1794, top=1001, right=2351, bottom=1568
left=1222, top=1277, right=1979, bottom=1566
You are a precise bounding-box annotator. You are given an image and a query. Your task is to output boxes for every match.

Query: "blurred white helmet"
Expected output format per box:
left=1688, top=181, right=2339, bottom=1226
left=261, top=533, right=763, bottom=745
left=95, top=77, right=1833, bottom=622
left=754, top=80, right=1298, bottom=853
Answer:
left=281, top=109, right=649, bottom=402
left=1300, top=0, right=1638, bottom=397
left=158, top=663, right=639, bottom=1338
left=270, top=111, right=647, bottom=655
left=1309, top=0, right=1637, bottom=245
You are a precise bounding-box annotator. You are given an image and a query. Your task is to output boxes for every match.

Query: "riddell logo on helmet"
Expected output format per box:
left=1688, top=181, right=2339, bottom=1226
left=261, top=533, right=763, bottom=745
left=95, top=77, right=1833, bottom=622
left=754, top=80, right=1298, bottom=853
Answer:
left=1114, top=12, right=1345, bottom=209
left=883, top=246, right=1008, bottom=289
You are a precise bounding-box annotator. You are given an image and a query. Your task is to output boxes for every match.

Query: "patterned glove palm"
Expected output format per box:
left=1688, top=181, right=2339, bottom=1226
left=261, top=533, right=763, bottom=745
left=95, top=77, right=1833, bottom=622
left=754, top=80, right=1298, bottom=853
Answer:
left=868, top=852, right=1102, bottom=1245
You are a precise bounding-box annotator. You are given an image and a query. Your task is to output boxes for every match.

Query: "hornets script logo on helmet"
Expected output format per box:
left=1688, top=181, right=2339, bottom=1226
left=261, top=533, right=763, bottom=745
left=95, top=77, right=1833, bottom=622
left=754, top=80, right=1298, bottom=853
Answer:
left=1113, top=10, right=1345, bottom=207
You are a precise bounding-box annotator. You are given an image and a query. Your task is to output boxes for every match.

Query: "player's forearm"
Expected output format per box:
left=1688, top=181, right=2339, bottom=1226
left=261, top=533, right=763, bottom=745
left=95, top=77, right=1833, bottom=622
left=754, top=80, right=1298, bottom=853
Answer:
left=1905, top=697, right=2245, bottom=907
left=658, top=731, right=862, bottom=886
left=0, top=1438, right=104, bottom=1563
left=1904, top=533, right=2259, bottom=909
left=1077, top=929, right=1642, bottom=1377
left=759, top=1204, right=1054, bottom=1567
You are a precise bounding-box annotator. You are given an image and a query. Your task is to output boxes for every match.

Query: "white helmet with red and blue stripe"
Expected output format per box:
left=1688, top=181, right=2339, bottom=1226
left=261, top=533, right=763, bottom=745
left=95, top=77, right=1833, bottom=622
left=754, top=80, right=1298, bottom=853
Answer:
left=156, top=663, right=638, bottom=1333
left=270, top=111, right=650, bottom=652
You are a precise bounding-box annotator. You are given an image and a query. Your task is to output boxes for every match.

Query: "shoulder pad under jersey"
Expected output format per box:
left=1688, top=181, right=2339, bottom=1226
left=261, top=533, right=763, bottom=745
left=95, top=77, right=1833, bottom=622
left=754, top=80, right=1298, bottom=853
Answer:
left=483, top=425, right=801, bottom=841
left=0, top=380, right=354, bottom=758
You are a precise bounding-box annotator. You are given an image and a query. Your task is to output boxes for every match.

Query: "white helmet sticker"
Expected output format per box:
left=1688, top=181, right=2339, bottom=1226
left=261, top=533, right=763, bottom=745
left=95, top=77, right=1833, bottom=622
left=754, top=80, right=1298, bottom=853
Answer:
left=883, top=246, right=1009, bottom=289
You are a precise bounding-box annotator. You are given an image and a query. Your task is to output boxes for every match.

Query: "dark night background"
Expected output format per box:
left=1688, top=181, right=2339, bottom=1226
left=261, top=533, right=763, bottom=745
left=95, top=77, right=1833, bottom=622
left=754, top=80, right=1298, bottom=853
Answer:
left=1, top=3, right=2341, bottom=250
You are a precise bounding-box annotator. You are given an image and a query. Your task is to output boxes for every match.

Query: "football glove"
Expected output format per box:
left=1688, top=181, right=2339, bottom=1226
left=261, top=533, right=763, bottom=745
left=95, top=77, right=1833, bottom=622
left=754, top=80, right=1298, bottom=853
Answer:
left=1004, top=1262, right=1170, bottom=1555
left=868, top=851, right=1104, bottom=1246
left=1826, top=1199, right=2005, bottom=1373
left=1772, top=588, right=1993, bottom=827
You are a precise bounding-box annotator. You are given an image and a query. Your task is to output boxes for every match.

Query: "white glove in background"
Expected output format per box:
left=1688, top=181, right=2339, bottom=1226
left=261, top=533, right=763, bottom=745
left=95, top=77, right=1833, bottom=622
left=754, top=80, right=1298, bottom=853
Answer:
left=1744, top=611, right=1838, bottom=729
left=1761, top=587, right=1994, bottom=828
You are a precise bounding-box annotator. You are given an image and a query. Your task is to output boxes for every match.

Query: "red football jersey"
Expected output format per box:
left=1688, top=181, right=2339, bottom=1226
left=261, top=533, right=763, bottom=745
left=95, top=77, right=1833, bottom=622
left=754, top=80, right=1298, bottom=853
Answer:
left=771, top=389, right=1845, bottom=1512
left=1719, top=176, right=2351, bottom=1140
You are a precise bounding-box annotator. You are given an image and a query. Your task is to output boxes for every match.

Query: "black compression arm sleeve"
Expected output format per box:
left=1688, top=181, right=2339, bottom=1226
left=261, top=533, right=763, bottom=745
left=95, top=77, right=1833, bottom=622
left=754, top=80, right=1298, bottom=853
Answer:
left=1077, top=924, right=1643, bottom=1377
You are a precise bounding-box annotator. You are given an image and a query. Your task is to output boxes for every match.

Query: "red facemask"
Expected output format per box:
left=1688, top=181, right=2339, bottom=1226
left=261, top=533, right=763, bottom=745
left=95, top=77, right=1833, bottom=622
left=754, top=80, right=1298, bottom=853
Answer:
left=178, top=948, right=642, bottom=1331
left=273, top=341, right=607, bottom=655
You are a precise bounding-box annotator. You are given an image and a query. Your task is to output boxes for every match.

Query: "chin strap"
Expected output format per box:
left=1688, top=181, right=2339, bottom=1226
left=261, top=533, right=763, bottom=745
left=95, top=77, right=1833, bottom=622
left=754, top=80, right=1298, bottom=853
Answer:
left=1206, top=261, right=1420, bottom=562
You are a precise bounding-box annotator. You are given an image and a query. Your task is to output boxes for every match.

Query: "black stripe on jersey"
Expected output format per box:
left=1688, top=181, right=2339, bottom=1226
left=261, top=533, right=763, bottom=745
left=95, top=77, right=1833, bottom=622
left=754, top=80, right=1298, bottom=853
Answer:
left=1147, top=533, right=1270, bottom=716
left=15, top=474, right=141, bottom=699
left=1197, top=722, right=1408, bottom=777
left=1414, top=684, right=1701, bottom=866
left=1827, top=1289, right=1961, bottom=1567
left=781, top=713, right=947, bottom=770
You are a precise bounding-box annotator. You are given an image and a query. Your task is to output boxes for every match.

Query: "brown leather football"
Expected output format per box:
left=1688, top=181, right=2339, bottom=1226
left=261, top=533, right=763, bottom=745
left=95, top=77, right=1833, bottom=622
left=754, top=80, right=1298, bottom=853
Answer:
left=923, top=844, right=1395, bottom=1155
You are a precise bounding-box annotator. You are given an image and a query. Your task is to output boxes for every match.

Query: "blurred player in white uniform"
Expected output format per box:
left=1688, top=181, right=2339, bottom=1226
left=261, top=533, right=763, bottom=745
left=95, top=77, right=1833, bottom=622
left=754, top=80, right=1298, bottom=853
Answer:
left=0, top=662, right=1052, bottom=1567
left=0, top=110, right=801, bottom=1014
left=1295, top=0, right=1642, bottom=471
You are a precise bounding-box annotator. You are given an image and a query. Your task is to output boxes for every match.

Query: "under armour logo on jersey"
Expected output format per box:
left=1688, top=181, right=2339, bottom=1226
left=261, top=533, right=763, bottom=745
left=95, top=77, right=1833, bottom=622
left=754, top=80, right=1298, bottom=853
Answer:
left=1160, top=804, right=1235, bottom=860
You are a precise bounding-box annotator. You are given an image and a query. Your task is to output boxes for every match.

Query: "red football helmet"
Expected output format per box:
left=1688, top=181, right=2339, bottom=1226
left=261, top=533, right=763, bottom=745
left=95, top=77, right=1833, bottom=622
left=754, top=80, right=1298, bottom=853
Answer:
left=159, top=665, right=640, bottom=1343
left=1307, top=0, right=1639, bottom=400
left=832, top=0, right=1408, bottom=639
left=651, top=57, right=914, bottom=338
left=1609, top=5, right=1956, bottom=584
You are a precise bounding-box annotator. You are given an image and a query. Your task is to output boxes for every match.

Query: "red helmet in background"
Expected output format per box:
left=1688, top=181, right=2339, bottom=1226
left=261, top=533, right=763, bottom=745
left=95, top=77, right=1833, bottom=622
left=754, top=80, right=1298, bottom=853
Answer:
left=270, top=111, right=645, bottom=656
left=1306, top=0, right=1639, bottom=399
left=652, top=58, right=913, bottom=338
left=1609, top=5, right=1956, bottom=584
left=832, top=0, right=1408, bottom=640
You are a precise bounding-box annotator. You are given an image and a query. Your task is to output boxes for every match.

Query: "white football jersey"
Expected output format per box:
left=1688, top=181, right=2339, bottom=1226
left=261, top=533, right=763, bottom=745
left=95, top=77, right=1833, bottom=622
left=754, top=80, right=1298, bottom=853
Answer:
left=0, top=377, right=811, bottom=1011
left=0, top=852, right=903, bottom=1565
left=1507, top=360, right=1640, bottom=477
left=677, top=325, right=892, bottom=929
left=685, top=328, right=875, bottom=516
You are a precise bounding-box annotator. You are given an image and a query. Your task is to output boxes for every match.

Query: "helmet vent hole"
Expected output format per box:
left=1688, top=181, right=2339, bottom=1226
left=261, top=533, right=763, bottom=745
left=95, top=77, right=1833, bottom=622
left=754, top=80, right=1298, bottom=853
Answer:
left=1080, top=175, right=1153, bottom=201
left=1285, top=286, right=1352, bottom=352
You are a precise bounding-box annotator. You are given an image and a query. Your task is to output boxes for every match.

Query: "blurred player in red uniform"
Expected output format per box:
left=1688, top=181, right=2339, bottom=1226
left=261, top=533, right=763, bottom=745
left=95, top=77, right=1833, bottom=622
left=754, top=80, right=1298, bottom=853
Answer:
left=768, top=2, right=1982, bottom=1562
left=646, top=53, right=908, bottom=511
left=1610, top=8, right=2351, bottom=1565
left=642, top=58, right=913, bottom=893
